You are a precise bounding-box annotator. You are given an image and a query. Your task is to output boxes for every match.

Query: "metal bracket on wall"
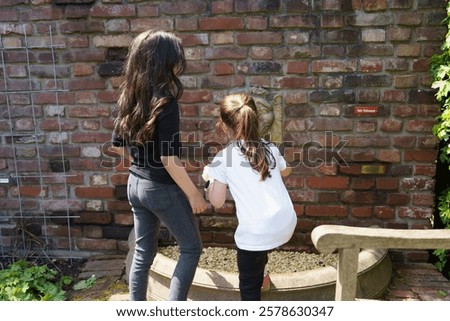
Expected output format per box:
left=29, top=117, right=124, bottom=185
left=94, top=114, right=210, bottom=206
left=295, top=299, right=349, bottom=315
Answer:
left=0, top=176, right=10, bottom=184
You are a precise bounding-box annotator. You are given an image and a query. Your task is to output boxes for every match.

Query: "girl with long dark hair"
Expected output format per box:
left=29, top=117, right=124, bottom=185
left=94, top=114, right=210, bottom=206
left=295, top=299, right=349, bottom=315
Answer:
left=111, top=30, right=206, bottom=301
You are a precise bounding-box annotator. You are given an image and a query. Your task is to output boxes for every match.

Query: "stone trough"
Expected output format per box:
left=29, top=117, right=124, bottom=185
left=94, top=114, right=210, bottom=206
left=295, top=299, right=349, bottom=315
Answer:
left=125, top=229, right=392, bottom=301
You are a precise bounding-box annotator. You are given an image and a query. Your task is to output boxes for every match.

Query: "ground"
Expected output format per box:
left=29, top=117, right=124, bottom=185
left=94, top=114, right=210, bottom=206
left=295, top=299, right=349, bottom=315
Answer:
left=0, top=255, right=129, bottom=301
left=65, top=255, right=129, bottom=301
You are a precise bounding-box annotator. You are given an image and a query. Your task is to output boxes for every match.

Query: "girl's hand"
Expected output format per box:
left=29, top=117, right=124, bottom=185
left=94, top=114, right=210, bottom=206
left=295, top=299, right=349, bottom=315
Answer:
left=188, top=190, right=208, bottom=214
left=161, top=155, right=207, bottom=214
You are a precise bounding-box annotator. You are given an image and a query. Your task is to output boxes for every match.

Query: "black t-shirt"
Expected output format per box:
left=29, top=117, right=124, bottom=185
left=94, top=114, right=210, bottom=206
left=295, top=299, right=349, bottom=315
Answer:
left=111, top=100, right=181, bottom=184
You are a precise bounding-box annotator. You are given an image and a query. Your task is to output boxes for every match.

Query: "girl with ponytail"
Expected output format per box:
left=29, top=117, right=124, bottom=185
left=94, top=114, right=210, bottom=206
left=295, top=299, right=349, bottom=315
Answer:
left=203, top=93, right=297, bottom=301
left=111, top=30, right=206, bottom=301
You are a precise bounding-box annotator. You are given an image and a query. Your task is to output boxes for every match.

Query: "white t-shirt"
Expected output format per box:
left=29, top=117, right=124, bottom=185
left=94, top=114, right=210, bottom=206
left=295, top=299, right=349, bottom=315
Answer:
left=207, top=141, right=297, bottom=251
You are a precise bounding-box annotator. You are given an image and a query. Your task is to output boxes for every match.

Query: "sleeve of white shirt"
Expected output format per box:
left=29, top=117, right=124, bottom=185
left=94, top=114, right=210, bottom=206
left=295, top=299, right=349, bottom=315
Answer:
left=207, top=149, right=227, bottom=184
left=272, top=145, right=287, bottom=170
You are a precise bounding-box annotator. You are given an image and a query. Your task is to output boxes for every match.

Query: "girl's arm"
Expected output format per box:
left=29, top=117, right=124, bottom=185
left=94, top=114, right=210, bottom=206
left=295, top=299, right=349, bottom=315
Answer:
left=161, top=155, right=207, bottom=214
left=208, top=180, right=227, bottom=209
left=280, top=166, right=292, bottom=177
left=109, top=145, right=132, bottom=162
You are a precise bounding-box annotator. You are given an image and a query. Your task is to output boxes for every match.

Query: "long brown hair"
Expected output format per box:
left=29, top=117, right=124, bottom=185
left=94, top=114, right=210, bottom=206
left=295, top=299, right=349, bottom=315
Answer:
left=219, top=93, right=275, bottom=181
left=114, top=30, right=186, bottom=143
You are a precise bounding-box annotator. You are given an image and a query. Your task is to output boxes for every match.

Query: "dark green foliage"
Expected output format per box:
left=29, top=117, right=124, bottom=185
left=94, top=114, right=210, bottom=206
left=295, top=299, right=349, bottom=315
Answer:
left=431, top=3, right=450, bottom=277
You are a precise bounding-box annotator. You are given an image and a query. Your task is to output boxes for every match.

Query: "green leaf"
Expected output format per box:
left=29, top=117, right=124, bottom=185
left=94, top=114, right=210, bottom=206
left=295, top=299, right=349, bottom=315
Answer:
left=73, top=275, right=97, bottom=291
left=60, top=276, right=73, bottom=286
left=0, top=260, right=71, bottom=301
left=437, top=290, right=448, bottom=298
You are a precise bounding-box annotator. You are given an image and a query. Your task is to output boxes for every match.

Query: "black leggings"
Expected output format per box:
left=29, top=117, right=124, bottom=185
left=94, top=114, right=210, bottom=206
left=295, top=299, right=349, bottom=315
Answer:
left=237, top=248, right=269, bottom=301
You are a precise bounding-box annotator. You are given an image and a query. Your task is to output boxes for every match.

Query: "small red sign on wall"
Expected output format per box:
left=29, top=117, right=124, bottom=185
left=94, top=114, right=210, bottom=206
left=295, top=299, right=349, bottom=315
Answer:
left=354, top=106, right=379, bottom=116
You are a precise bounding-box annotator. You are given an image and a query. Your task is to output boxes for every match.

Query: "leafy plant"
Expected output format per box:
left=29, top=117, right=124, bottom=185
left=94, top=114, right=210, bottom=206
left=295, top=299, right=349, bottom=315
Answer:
left=0, top=260, right=72, bottom=301
left=73, top=275, right=97, bottom=291
left=431, top=2, right=450, bottom=277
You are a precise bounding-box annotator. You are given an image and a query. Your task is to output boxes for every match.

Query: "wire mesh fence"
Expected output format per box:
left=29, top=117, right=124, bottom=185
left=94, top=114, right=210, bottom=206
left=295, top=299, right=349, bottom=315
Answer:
left=0, top=26, right=77, bottom=260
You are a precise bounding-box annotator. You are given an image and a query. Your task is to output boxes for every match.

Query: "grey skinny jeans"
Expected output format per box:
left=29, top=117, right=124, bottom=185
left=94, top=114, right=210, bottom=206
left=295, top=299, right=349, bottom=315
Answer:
left=127, top=172, right=203, bottom=301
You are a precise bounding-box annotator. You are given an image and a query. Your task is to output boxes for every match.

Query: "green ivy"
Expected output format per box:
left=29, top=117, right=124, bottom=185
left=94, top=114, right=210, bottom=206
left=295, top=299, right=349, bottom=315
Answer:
left=0, top=260, right=72, bottom=301
left=431, top=2, right=450, bottom=277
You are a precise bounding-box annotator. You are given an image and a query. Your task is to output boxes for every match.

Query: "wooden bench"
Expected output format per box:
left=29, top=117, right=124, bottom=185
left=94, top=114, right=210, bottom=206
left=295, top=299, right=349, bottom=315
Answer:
left=311, top=225, right=450, bottom=301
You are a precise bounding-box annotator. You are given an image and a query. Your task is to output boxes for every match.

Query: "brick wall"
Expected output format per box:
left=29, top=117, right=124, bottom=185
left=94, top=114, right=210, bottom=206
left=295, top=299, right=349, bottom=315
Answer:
left=0, top=0, right=446, bottom=262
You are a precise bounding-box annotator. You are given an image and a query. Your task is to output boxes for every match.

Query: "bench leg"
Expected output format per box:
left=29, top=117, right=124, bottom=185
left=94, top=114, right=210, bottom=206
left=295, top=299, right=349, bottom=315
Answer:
left=335, top=248, right=359, bottom=301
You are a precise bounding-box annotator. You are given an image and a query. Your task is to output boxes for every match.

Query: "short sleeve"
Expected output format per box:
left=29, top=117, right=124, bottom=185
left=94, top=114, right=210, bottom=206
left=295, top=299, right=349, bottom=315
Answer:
left=111, top=130, right=125, bottom=147
left=158, top=101, right=181, bottom=157
left=207, top=149, right=227, bottom=184
left=271, top=145, right=287, bottom=170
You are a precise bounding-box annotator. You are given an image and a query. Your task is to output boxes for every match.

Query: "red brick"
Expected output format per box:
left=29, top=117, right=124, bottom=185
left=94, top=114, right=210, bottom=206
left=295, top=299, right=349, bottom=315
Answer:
left=72, top=132, right=111, bottom=143
left=67, top=79, right=106, bottom=91
left=186, top=61, right=210, bottom=74
left=376, top=177, right=398, bottom=190
left=68, top=106, right=109, bottom=118
left=12, top=186, right=47, bottom=197
left=270, top=15, right=316, bottom=28
left=287, top=61, right=308, bottom=74
left=414, top=165, right=436, bottom=176
left=412, top=193, right=434, bottom=206
left=137, top=4, right=158, bottom=17
left=374, top=206, right=395, bottom=219
left=398, top=207, right=433, bottom=219
left=43, top=200, right=82, bottom=212
left=360, top=59, right=383, bottom=72
left=199, top=17, right=244, bottom=30
left=403, top=150, right=438, bottom=162
left=283, top=176, right=304, bottom=189
left=180, top=90, right=212, bottom=103
left=205, top=46, right=247, bottom=60
left=307, top=176, right=349, bottom=189
left=47, top=225, right=82, bottom=238
left=114, top=213, right=133, bottom=225
left=387, top=193, right=410, bottom=205
left=213, top=63, right=234, bottom=75
left=406, top=120, right=436, bottom=132
left=393, top=136, right=416, bottom=148
left=378, top=149, right=401, bottom=163
left=130, top=18, right=173, bottom=32
left=179, top=33, right=209, bottom=46
left=176, top=18, right=198, bottom=31
left=274, top=76, right=317, bottom=89
left=317, top=192, right=340, bottom=203
left=74, top=211, right=112, bottom=224
left=90, top=5, right=135, bottom=17
left=305, top=205, right=348, bottom=217
left=321, top=14, right=344, bottom=28
left=380, top=119, right=402, bottom=132
left=75, top=187, right=115, bottom=199
left=160, top=1, right=206, bottom=14
left=211, top=0, right=233, bottom=14
left=342, top=190, right=385, bottom=204
left=76, top=238, right=117, bottom=251
left=246, top=16, right=268, bottom=30
left=363, top=0, right=387, bottom=11
left=351, top=177, right=375, bottom=190
left=394, top=105, right=417, bottom=117
left=418, top=105, right=440, bottom=117
left=352, top=206, right=373, bottom=218
left=382, top=90, right=406, bottom=102
left=312, top=60, right=357, bottom=73
left=107, top=200, right=132, bottom=212
left=237, top=32, right=282, bottom=45
left=60, top=21, right=104, bottom=34
left=397, top=44, right=421, bottom=57
left=98, top=91, right=120, bottom=103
